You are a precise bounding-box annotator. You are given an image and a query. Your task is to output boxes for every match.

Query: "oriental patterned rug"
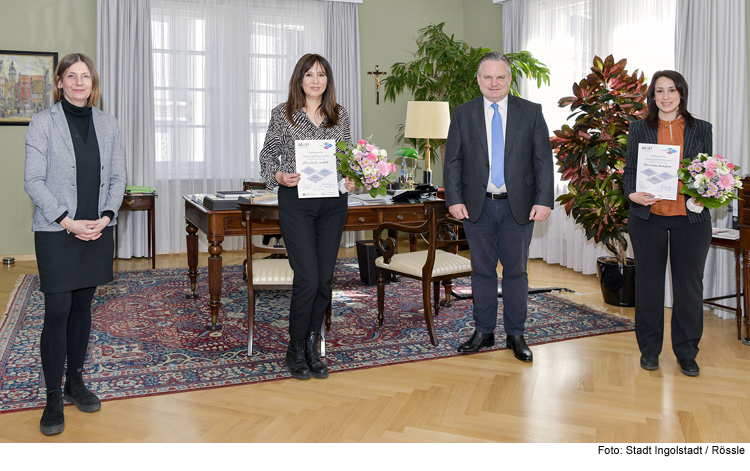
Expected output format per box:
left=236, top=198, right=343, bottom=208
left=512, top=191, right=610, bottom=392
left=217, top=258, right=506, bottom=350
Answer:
left=0, top=258, right=633, bottom=413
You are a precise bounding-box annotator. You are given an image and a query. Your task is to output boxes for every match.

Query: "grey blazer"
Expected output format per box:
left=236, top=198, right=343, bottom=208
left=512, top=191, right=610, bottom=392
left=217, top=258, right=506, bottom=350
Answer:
left=623, top=118, right=713, bottom=223
left=24, top=101, right=127, bottom=232
left=443, top=95, right=554, bottom=224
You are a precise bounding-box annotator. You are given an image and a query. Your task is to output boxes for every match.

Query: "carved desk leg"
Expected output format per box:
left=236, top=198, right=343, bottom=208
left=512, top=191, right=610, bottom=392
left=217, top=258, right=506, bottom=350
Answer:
left=186, top=223, right=200, bottom=300
left=206, top=240, right=224, bottom=331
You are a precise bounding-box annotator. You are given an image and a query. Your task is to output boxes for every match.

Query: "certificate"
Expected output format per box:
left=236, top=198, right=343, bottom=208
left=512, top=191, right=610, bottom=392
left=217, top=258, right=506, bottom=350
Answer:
left=635, top=143, right=681, bottom=200
left=294, top=140, right=339, bottom=198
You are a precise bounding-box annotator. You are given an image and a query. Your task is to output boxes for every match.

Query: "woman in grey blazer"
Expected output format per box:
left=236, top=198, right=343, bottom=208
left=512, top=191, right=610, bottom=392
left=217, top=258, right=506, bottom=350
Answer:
left=24, top=53, right=126, bottom=434
left=623, top=70, right=713, bottom=377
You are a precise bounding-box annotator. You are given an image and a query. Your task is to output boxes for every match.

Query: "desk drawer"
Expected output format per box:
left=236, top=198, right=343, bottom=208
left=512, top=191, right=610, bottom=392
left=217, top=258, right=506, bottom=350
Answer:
left=346, top=211, right=380, bottom=227
left=383, top=209, right=423, bottom=224
left=121, top=196, right=152, bottom=211
left=224, top=215, right=245, bottom=232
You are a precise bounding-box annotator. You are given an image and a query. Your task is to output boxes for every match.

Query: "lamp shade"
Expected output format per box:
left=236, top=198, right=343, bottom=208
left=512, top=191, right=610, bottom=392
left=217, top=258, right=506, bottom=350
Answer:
left=403, top=101, right=450, bottom=140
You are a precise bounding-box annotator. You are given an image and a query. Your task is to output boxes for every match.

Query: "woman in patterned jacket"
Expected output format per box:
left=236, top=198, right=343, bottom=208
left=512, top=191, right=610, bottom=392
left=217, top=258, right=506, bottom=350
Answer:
left=259, top=54, right=355, bottom=380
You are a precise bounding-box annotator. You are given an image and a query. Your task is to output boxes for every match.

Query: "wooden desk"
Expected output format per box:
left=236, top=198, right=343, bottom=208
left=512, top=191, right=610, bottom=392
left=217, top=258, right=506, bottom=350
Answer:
left=119, top=193, right=156, bottom=269
left=184, top=196, right=438, bottom=330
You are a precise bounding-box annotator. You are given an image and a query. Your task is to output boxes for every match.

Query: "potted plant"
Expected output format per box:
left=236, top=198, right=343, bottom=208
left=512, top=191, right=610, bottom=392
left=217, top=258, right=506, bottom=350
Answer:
left=383, top=22, right=550, bottom=163
left=551, top=55, right=648, bottom=307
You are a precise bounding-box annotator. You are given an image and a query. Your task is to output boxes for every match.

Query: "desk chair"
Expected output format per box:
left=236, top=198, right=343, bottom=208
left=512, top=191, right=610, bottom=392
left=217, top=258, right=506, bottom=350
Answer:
left=238, top=202, right=330, bottom=356
left=373, top=200, right=472, bottom=346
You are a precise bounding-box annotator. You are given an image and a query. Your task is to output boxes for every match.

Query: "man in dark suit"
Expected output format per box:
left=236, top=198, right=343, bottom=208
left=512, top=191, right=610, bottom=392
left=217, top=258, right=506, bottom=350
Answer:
left=443, top=52, right=554, bottom=361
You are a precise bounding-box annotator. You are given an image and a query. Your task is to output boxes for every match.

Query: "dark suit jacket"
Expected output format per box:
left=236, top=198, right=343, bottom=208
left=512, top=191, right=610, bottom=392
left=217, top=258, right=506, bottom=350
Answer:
left=443, top=95, right=554, bottom=224
left=623, top=118, right=713, bottom=223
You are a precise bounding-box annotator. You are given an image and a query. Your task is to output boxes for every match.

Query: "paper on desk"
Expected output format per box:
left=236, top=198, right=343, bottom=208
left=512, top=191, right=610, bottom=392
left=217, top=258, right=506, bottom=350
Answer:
left=712, top=228, right=740, bottom=240
left=350, top=193, right=391, bottom=205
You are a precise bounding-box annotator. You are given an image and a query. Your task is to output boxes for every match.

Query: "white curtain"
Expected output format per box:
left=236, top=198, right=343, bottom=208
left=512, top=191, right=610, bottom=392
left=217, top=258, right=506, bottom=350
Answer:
left=325, top=1, right=364, bottom=246
left=676, top=0, right=747, bottom=318
left=149, top=0, right=361, bottom=254
left=503, top=0, right=675, bottom=274
left=97, top=0, right=156, bottom=260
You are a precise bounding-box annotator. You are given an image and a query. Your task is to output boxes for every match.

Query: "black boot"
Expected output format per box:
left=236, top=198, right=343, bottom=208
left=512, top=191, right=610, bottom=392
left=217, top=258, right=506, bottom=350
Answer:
left=63, top=368, right=101, bottom=412
left=40, top=389, right=65, bottom=435
left=285, top=338, right=311, bottom=380
left=305, top=331, right=329, bottom=379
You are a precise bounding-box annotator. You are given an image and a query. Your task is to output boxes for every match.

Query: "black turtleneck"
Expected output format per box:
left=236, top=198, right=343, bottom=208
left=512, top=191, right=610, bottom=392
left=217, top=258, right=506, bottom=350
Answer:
left=61, top=97, right=92, bottom=142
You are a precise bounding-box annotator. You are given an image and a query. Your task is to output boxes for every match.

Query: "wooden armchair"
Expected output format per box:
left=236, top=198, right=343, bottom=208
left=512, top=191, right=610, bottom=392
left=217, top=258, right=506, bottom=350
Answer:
left=373, top=200, right=472, bottom=346
left=238, top=202, right=330, bottom=356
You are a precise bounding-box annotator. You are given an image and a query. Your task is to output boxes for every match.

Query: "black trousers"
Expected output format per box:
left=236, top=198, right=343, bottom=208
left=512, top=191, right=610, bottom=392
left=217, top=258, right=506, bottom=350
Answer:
left=462, top=197, right=534, bottom=335
left=40, top=287, right=96, bottom=391
left=278, top=186, right=348, bottom=340
left=628, top=213, right=712, bottom=359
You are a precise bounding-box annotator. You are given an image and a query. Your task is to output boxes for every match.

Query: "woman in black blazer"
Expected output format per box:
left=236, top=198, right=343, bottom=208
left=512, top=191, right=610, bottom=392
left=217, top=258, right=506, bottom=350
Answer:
left=623, top=70, right=713, bottom=377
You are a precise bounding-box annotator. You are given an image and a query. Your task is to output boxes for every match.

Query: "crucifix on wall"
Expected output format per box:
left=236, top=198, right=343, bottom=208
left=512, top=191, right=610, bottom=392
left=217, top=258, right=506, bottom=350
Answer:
left=367, top=65, right=387, bottom=105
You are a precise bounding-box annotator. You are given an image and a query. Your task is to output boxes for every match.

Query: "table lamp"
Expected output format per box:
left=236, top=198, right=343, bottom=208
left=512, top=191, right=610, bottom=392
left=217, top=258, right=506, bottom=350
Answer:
left=403, top=101, right=450, bottom=185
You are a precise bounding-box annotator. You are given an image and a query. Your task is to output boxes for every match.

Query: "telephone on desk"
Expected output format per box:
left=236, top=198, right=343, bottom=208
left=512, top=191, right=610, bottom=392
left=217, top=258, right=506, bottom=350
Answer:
left=391, top=184, right=438, bottom=204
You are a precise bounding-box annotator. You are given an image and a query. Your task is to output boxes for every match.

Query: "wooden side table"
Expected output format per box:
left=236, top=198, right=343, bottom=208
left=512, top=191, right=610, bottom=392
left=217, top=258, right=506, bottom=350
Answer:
left=703, top=233, right=743, bottom=340
left=119, top=193, right=156, bottom=269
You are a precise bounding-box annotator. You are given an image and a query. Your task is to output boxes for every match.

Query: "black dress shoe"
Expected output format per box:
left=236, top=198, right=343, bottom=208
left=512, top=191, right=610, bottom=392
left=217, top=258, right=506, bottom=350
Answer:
left=677, top=358, right=700, bottom=377
left=506, top=335, right=533, bottom=362
left=457, top=331, right=494, bottom=354
left=640, top=355, right=659, bottom=371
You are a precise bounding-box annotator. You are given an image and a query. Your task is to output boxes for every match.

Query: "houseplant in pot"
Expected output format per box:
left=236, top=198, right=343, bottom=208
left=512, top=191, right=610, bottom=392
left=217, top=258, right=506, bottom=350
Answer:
left=551, top=55, right=648, bottom=306
left=382, top=22, right=550, bottom=164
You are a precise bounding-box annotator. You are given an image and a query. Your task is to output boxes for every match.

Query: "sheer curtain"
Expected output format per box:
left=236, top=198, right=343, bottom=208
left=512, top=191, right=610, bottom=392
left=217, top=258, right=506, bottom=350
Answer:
left=503, top=0, right=676, bottom=274
left=97, top=0, right=156, bottom=260
left=151, top=0, right=360, bottom=254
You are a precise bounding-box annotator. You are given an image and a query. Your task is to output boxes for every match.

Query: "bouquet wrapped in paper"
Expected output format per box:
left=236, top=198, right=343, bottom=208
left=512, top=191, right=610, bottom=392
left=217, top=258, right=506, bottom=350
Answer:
left=336, top=139, right=395, bottom=197
left=677, top=153, right=741, bottom=210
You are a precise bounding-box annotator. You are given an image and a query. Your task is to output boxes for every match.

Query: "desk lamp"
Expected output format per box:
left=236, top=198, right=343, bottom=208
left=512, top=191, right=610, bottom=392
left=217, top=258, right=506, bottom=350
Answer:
left=403, top=101, right=450, bottom=185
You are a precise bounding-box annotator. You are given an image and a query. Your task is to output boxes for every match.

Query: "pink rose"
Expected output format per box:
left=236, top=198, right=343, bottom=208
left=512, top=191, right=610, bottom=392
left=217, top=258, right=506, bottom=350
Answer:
left=728, top=162, right=735, bottom=171
left=704, top=169, right=716, bottom=179
left=704, top=158, right=718, bottom=170
left=368, top=153, right=377, bottom=161
left=358, top=139, right=367, bottom=146
left=390, top=163, right=396, bottom=173
left=716, top=154, right=724, bottom=160
left=366, top=144, right=376, bottom=152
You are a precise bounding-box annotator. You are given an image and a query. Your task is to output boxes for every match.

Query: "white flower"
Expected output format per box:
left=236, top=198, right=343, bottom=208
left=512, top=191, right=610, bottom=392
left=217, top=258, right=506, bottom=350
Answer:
left=379, top=149, right=388, bottom=158
left=693, top=174, right=706, bottom=188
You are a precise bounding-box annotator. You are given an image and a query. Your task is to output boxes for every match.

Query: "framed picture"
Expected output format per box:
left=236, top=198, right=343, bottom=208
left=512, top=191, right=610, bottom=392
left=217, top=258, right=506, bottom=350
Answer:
left=0, top=50, right=58, bottom=125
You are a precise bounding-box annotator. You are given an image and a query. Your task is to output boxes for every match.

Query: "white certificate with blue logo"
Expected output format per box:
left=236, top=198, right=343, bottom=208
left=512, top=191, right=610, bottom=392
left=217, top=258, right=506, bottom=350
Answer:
left=635, top=143, right=681, bottom=200
left=294, top=140, right=339, bottom=198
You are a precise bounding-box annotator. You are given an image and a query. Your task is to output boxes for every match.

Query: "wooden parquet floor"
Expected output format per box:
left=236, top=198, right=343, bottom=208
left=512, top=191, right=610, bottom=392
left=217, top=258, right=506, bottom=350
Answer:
left=1, top=248, right=749, bottom=444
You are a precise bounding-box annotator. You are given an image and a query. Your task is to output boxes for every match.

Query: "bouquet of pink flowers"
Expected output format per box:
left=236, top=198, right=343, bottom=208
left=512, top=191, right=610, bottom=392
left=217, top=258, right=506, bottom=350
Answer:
left=677, top=153, right=742, bottom=209
left=336, top=138, right=395, bottom=197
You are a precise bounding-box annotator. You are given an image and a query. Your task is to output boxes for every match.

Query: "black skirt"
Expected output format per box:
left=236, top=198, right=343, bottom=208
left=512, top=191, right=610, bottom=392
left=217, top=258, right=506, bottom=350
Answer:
left=35, top=226, right=114, bottom=293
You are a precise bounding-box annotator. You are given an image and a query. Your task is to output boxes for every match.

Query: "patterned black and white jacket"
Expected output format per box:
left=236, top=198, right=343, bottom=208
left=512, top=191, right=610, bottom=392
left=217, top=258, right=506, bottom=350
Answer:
left=259, top=103, right=352, bottom=190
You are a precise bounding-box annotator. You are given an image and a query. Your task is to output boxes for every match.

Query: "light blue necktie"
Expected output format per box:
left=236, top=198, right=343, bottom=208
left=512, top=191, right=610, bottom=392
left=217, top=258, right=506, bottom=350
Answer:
left=491, top=103, right=505, bottom=189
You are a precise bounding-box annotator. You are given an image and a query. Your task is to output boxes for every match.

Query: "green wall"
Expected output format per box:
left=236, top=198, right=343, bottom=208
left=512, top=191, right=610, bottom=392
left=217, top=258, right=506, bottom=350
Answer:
left=0, top=0, right=98, bottom=257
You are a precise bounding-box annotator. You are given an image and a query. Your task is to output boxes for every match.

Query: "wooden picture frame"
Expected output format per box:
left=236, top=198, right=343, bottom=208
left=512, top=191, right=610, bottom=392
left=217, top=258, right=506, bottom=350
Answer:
left=0, top=50, right=58, bottom=125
